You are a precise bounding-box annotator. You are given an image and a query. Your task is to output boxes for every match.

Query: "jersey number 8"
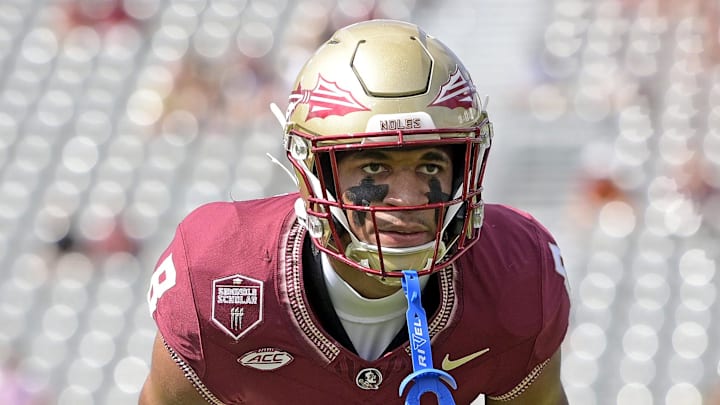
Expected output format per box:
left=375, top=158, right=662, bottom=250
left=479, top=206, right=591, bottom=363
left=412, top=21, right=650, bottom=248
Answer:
left=147, top=254, right=177, bottom=314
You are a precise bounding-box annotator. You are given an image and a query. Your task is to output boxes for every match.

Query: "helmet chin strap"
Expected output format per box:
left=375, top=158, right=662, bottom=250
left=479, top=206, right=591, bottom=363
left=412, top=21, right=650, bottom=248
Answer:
left=346, top=240, right=448, bottom=285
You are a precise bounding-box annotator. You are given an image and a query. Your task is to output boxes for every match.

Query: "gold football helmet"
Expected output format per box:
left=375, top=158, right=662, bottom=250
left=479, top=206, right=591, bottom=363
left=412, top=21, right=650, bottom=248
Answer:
left=283, top=19, right=493, bottom=280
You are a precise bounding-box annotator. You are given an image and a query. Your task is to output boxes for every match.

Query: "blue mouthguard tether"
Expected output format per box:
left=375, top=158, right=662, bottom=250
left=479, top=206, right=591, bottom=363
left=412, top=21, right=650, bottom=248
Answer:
left=399, top=270, right=457, bottom=405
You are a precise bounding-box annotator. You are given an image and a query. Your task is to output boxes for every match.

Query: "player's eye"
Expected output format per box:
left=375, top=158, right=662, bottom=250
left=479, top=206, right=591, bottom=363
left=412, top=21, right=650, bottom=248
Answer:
left=418, top=164, right=441, bottom=176
left=362, top=163, right=385, bottom=175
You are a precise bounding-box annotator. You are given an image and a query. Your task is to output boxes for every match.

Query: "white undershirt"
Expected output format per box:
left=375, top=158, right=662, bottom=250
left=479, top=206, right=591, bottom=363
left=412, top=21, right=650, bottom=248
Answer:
left=321, top=253, right=429, bottom=361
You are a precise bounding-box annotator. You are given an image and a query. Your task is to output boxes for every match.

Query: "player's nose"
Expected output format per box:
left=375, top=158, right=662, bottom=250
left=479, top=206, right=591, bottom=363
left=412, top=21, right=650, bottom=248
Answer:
left=383, top=170, right=428, bottom=207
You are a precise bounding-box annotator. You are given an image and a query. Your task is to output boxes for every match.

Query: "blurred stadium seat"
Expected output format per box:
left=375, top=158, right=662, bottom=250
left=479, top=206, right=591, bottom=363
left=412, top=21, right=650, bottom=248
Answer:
left=0, top=0, right=717, bottom=404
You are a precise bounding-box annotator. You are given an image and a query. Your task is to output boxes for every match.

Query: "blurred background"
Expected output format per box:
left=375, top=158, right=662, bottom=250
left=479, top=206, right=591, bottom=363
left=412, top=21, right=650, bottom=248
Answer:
left=0, top=0, right=718, bottom=404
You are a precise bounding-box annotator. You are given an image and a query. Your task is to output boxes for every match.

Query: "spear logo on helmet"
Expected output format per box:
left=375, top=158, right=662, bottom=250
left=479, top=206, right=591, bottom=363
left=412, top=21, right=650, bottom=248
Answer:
left=287, top=74, right=370, bottom=121
left=428, top=66, right=475, bottom=109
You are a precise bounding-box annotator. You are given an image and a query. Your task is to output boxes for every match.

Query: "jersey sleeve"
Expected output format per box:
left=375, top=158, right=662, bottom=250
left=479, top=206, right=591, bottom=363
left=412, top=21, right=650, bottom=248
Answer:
left=146, top=223, right=206, bottom=377
left=532, top=226, right=571, bottom=366
left=488, top=215, right=571, bottom=402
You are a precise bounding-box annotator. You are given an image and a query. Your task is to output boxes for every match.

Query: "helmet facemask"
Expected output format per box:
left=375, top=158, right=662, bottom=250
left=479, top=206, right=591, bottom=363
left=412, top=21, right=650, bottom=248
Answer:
left=287, top=124, right=492, bottom=282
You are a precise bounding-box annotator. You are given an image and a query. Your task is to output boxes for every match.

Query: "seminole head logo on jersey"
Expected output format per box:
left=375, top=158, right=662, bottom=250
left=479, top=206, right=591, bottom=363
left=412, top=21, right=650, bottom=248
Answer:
left=356, top=368, right=383, bottom=390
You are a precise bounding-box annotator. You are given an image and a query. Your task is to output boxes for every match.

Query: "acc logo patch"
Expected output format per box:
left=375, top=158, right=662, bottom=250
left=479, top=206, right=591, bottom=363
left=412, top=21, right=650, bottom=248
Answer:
left=238, top=348, right=294, bottom=371
left=212, top=274, right=263, bottom=340
left=356, top=368, right=383, bottom=390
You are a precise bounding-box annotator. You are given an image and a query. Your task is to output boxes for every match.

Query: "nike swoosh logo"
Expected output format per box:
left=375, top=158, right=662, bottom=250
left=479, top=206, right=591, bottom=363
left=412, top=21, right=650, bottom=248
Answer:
left=441, top=348, right=490, bottom=371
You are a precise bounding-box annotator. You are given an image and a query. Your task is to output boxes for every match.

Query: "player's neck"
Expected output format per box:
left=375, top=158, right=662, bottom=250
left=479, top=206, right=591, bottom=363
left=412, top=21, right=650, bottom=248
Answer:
left=328, top=258, right=401, bottom=299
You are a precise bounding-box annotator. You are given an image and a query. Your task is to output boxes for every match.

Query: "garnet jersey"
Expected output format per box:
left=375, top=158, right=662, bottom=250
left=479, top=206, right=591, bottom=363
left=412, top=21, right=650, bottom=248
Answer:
left=147, top=193, right=570, bottom=404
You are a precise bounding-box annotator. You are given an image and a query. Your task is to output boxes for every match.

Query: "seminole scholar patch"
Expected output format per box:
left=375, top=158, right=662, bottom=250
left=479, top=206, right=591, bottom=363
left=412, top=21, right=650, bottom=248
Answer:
left=212, top=274, right=264, bottom=340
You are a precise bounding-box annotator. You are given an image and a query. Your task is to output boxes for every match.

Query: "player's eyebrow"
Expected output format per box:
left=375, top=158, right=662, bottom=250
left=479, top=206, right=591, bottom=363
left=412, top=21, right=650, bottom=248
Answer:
left=417, top=150, right=451, bottom=163
left=341, top=148, right=451, bottom=163
left=342, top=149, right=391, bottom=162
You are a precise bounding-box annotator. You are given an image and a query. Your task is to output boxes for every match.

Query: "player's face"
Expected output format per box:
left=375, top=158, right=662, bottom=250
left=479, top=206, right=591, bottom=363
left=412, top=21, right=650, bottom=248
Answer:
left=336, top=147, right=454, bottom=248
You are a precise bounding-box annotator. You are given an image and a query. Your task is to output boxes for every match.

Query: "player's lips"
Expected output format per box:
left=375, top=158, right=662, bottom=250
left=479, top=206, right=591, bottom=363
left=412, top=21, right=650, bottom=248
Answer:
left=376, top=229, right=432, bottom=247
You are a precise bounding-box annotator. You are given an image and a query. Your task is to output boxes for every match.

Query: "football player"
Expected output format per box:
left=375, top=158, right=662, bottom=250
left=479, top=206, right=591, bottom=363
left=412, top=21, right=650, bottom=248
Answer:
left=140, top=19, right=571, bottom=405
